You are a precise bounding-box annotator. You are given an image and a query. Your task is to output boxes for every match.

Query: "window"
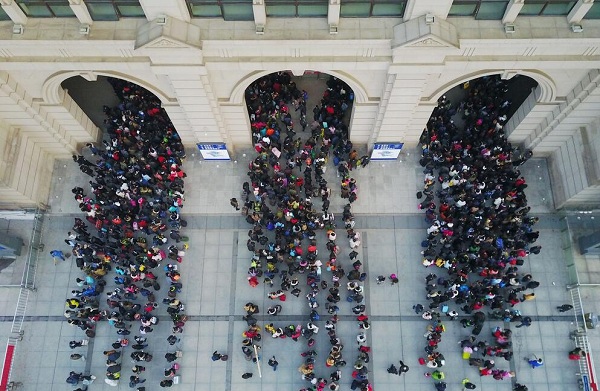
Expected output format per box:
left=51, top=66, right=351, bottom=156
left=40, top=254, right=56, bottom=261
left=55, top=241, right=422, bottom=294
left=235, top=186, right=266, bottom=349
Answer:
left=266, top=0, right=328, bottom=17
left=187, top=0, right=254, bottom=20
left=85, top=0, right=145, bottom=21
left=0, top=7, right=9, bottom=20
left=16, top=0, right=75, bottom=17
left=519, top=1, right=576, bottom=16
left=449, top=0, right=509, bottom=20
left=585, top=2, right=600, bottom=19
left=340, top=0, right=406, bottom=18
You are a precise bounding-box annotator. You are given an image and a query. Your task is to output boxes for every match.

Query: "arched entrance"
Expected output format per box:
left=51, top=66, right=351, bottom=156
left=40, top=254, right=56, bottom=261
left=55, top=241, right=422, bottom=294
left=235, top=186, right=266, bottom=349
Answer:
left=426, top=74, right=539, bottom=142
left=61, top=75, right=121, bottom=129
left=59, top=75, right=179, bottom=146
left=244, top=71, right=355, bottom=145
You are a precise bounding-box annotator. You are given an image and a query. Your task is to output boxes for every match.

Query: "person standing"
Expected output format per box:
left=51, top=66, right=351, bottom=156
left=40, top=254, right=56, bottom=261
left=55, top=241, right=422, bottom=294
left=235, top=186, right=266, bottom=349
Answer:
left=398, top=360, right=409, bottom=376
left=268, top=356, right=278, bottom=371
left=212, top=351, right=224, bottom=361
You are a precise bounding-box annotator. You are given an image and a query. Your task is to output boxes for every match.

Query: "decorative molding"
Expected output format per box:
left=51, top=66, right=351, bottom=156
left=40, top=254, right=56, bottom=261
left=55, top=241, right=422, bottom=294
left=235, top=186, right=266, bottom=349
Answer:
left=0, top=48, right=13, bottom=58
left=408, top=37, right=448, bottom=47
left=583, top=47, right=598, bottom=56
left=58, top=48, right=71, bottom=58
left=462, top=47, right=476, bottom=57
left=118, top=48, right=134, bottom=58
left=219, top=48, right=231, bottom=58
left=361, top=48, right=374, bottom=58
left=392, top=15, right=459, bottom=49
left=522, top=47, right=537, bottom=57
left=144, top=37, right=189, bottom=49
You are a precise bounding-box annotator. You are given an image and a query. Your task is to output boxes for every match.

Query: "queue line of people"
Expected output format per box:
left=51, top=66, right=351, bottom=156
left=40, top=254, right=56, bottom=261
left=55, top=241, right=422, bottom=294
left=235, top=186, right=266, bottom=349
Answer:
left=60, top=77, right=189, bottom=389
left=238, top=72, right=372, bottom=391
left=417, top=75, right=540, bottom=391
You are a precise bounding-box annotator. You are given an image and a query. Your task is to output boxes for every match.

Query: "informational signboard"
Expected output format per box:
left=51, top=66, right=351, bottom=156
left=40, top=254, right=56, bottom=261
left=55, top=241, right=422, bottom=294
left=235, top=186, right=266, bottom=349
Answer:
left=197, top=143, right=231, bottom=161
left=370, top=143, right=404, bottom=161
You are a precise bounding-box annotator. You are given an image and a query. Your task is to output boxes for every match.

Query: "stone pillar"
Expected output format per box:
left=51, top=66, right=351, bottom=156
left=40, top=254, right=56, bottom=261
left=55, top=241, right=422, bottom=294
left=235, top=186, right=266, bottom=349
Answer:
left=0, top=72, right=97, bottom=157
left=502, top=0, right=525, bottom=24
left=154, top=66, right=230, bottom=148
left=0, top=124, right=53, bottom=207
left=328, top=0, right=340, bottom=29
left=68, top=0, right=93, bottom=24
left=404, top=0, right=453, bottom=21
left=368, top=72, right=429, bottom=148
left=568, top=0, right=594, bottom=24
left=0, top=0, right=27, bottom=25
left=138, top=0, right=191, bottom=22
left=349, top=103, right=379, bottom=145
left=253, top=0, right=266, bottom=31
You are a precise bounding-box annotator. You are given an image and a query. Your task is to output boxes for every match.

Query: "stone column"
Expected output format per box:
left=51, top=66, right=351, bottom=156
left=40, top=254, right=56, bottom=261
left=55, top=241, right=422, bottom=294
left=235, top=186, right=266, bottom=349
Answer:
left=253, top=0, right=266, bottom=31
left=0, top=0, right=27, bottom=25
left=567, top=0, right=594, bottom=24
left=404, top=0, right=453, bottom=21
left=138, top=0, right=191, bottom=22
left=0, top=124, right=53, bottom=207
left=68, top=0, right=93, bottom=24
left=502, top=0, right=525, bottom=24
left=328, top=0, right=340, bottom=31
left=153, top=65, right=230, bottom=148
left=368, top=72, right=429, bottom=148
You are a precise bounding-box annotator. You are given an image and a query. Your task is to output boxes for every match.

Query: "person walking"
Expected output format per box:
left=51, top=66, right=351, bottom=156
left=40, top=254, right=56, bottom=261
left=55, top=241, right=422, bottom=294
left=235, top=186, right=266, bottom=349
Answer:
left=230, top=198, right=240, bottom=211
left=520, top=293, right=536, bottom=302
left=129, top=375, right=146, bottom=388
left=557, top=304, right=573, bottom=312
left=387, top=364, right=399, bottom=374
left=50, top=249, right=66, bottom=262
left=268, top=356, right=278, bottom=371
left=212, top=351, right=228, bottom=361
left=515, top=316, right=532, bottom=328
left=70, top=353, right=85, bottom=361
left=526, top=356, right=543, bottom=368
left=242, top=372, right=253, bottom=379
left=462, top=378, right=477, bottom=389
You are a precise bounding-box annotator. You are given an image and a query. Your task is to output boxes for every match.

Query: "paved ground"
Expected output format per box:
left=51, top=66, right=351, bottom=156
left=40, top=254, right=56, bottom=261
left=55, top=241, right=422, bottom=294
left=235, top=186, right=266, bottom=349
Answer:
left=0, top=74, right=598, bottom=391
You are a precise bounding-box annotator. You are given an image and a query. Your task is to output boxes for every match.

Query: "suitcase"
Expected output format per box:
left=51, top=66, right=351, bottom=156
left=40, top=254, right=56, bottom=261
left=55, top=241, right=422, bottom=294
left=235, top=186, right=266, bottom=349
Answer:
left=441, top=305, right=449, bottom=313
left=176, top=351, right=183, bottom=358
left=418, top=357, right=426, bottom=365
left=173, top=376, right=181, bottom=385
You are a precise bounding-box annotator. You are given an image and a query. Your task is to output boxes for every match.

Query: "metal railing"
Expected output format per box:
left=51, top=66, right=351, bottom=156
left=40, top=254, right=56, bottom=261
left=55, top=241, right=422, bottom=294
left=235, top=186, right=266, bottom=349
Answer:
left=0, top=208, right=45, bottom=390
left=563, top=214, right=599, bottom=391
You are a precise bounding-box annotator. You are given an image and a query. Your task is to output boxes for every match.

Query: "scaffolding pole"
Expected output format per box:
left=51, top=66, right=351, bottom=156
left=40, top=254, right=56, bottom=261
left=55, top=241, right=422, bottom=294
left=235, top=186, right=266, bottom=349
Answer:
left=253, top=344, right=262, bottom=378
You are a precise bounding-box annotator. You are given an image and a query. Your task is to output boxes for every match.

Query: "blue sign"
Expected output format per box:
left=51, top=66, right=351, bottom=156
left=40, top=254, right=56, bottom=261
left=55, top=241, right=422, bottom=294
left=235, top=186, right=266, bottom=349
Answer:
left=371, top=143, right=404, bottom=160
left=583, top=375, right=590, bottom=391
left=197, top=143, right=231, bottom=161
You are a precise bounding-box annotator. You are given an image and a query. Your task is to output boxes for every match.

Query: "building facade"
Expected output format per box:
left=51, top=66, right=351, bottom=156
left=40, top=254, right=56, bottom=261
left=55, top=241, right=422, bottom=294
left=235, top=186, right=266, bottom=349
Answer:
left=0, top=0, right=599, bottom=208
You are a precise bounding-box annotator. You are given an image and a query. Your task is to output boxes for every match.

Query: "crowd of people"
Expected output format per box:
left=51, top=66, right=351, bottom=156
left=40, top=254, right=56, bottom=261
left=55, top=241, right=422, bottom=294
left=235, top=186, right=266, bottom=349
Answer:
left=59, top=77, right=189, bottom=388
left=48, top=72, right=585, bottom=391
left=416, top=75, right=543, bottom=391
left=238, top=71, right=374, bottom=391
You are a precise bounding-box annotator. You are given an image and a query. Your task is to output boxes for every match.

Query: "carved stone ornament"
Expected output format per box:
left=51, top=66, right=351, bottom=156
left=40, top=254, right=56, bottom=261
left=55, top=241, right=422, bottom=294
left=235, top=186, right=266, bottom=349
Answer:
left=145, top=38, right=189, bottom=49
left=408, top=37, right=447, bottom=47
